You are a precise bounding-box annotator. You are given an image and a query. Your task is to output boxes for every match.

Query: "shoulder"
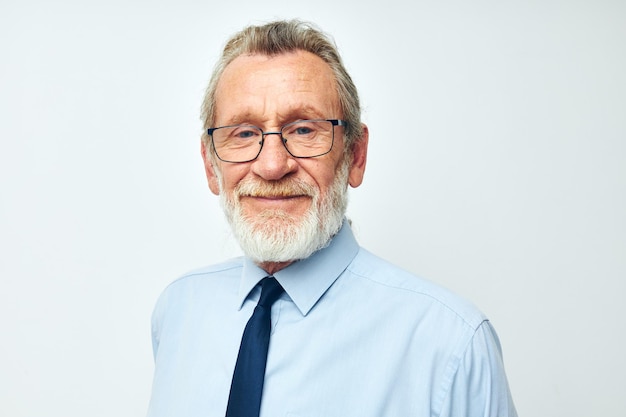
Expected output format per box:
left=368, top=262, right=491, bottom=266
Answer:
left=347, top=247, right=487, bottom=330
left=165, top=257, right=242, bottom=290
left=153, top=258, right=243, bottom=313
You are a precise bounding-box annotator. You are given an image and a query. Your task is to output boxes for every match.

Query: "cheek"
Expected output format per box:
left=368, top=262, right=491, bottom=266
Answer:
left=220, top=165, right=251, bottom=192
left=304, top=160, right=343, bottom=192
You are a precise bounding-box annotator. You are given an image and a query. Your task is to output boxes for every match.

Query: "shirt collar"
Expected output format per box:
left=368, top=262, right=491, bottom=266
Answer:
left=238, top=220, right=359, bottom=316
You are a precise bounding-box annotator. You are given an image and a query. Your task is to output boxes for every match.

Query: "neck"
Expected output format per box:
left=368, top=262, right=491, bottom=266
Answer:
left=258, top=260, right=294, bottom=275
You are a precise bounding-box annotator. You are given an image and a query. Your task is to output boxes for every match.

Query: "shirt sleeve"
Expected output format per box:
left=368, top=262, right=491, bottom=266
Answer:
left=438, top=320, right=518, bottom=417
left=150, top=285, right=170, bottom=362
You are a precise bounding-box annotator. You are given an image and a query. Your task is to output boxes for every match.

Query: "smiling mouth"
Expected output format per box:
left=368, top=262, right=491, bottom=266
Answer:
left=235, top=178, right=316, bottom=203
left=240, top=194, right=311, bottom=205
left=245, top=192, right=306, bottom=199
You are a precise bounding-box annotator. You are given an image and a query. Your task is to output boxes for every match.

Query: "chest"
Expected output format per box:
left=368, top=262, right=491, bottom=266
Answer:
left=153, top=296, right=467, bottom=417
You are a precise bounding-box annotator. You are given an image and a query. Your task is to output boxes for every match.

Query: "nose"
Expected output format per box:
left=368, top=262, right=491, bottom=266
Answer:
left=250, top=132, right=297, bottom=180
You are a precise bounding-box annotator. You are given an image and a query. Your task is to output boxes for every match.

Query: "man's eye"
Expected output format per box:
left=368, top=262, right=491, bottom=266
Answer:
left=237, top=131, right=254, bottom=138
left=231, top=128, right=259, bottom=139
left=294, top=127, right=313, bottom=135
left=286, top=123, right=319, bottom=137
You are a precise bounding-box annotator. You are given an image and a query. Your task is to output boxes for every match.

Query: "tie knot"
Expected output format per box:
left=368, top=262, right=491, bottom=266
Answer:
left=258, top=277, right=284, bottom=308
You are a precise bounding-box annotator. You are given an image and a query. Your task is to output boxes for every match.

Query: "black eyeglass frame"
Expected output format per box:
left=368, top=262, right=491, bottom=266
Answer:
left=207, top=119, right=348, bottom=163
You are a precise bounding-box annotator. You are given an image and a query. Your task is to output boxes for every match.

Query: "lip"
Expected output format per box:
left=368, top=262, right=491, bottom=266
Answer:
left=240, top=194, right=311, bottom=209
left=242, top=194, right=308, bottom=202
left=252, top=194, right=304, bottom=200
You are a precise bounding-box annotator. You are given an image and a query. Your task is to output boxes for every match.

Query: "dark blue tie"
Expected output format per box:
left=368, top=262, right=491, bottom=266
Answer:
left=226, top=277, right=285, bottom=417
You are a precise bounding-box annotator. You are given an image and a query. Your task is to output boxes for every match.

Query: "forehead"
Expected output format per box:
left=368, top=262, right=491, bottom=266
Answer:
left=214, top=51, right=341, bottom=124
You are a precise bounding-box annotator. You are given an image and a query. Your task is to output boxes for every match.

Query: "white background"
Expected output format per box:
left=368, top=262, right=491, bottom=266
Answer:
left=1, top=1, right=624, bottom=416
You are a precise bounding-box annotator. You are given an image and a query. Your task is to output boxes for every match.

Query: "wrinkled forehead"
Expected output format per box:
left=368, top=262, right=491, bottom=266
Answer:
left=214, top=51, right=341, bottom=125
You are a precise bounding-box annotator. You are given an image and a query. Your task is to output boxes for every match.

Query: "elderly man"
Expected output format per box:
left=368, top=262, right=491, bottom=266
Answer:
left=147, top=20, right=517, bottom=417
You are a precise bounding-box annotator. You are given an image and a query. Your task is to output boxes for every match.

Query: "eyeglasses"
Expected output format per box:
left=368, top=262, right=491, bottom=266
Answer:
left=208, top=119, right=347, bottom=163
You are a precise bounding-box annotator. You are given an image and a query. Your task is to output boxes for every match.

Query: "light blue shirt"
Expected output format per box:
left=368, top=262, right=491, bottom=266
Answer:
left=147, top=222, right=517, bottom=416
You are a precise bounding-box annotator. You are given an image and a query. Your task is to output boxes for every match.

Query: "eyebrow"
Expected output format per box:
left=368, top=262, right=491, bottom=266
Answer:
left=224, top=112, right=257, bottom=126
left=278, top=105, right=327, bottom=122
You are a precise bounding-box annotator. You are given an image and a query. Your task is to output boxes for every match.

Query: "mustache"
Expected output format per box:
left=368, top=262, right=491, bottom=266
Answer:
left=234, top=178, right=317, bottom=198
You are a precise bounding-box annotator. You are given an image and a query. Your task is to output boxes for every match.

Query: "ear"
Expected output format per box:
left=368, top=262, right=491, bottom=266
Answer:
left=348, top=124, right=369, bottom=188
left=201, top=141, right=221, bottom=195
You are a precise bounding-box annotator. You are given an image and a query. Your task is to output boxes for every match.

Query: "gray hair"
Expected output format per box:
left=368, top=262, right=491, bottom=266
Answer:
left=200, top=20, right=363, bottom=154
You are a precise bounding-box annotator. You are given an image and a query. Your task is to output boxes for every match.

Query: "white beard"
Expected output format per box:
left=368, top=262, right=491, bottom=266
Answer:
left=219, top=160, right=349, bottom=264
